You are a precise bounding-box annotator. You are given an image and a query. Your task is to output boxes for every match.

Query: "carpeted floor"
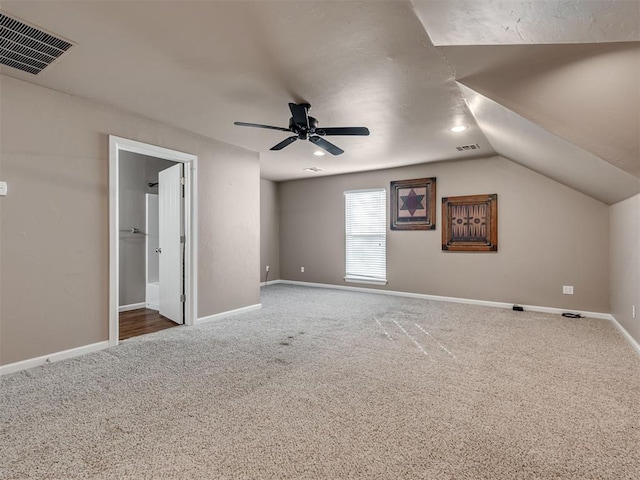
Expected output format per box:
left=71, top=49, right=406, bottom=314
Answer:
left=1, top=284, right=639, bottom=479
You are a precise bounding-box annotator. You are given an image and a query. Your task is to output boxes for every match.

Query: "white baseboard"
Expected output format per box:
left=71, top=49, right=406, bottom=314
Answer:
left=2, top=301, right=264, bottom=375
left=259, top=280, right=280, bottom=287
left=272, top=280, right=613, bottom=320
left=146, top=303, right=159, bottom=311
left=514, top=304, right=612, bottom=320
left=118, top=302, right=146, bottom=312
left=272, top=280, right=640, bottom=354
left=609, top=315, right=640, bottom=355
left=196, top=303, right=262, bottom=325
left=0, top=341, right=110, bottom=376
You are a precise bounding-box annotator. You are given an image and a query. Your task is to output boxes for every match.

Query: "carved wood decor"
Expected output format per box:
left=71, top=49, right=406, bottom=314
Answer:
left=442, top=194, right=498, bottom=252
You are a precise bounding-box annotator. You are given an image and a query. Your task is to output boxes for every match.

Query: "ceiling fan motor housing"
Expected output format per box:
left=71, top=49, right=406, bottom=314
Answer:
left=289, top=115, right=319, bottom=133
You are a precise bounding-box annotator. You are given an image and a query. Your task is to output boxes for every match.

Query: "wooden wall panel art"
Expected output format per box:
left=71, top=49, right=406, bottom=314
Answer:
left=442, top=194, right=498, bottom=252
left=390, top=177, right=436, bottom=230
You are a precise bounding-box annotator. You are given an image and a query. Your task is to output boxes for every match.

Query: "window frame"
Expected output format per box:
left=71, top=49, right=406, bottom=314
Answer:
left=344, top=188, right=388, bottom=286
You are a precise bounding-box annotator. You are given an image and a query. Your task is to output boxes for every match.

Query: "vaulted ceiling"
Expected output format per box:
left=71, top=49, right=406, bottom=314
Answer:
left=1, top=0, right=638, bottom=204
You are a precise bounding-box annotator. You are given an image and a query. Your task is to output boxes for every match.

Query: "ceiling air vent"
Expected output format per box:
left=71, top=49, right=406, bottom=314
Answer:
left=0, top=12, right=74, bottom=75
left=456, top=144, right=480, bottom=152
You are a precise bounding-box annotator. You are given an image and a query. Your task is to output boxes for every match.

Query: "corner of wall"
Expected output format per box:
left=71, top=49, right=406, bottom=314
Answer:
left=260, top=179, right=281, bottom=282
left=608, top=193, right=640, bottom=346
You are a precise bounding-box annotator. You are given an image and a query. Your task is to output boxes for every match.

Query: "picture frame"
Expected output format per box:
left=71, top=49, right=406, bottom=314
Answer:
left=442, top=194, right=498, bottom=252
left=390, top=177, right=436, bottom=230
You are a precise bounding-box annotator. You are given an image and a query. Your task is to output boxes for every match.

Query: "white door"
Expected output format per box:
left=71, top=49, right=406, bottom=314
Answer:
left=158, top=163, right=183, bottom=324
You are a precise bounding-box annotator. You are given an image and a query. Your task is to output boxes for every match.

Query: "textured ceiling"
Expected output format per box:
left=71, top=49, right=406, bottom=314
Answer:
left=413, top=0, right=640, bottom=45
left=0, top=1, right=491, bottom=182
left=0, top=0, right=638, bottom=202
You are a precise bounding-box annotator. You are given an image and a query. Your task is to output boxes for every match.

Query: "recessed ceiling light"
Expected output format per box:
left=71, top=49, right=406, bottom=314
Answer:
left=450, top=125, right=468, bottom=132
left=303, top=167, right=323, bottom=173
left=313, top=151, right=326, bottom=156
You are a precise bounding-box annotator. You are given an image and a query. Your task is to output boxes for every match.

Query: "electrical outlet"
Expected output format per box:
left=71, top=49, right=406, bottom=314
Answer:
left=0, top=181, right=7, bottom=197
left=562, top=286, right=574, bottom=295
left=300, top=266, right=305, bottom=273
left=266, top=265, right=270, bottom=272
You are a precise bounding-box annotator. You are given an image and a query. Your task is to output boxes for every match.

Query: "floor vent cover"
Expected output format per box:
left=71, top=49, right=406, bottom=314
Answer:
left=0, top=12, right=74, bottom=75
left=456, top=144, right=480, bottom=152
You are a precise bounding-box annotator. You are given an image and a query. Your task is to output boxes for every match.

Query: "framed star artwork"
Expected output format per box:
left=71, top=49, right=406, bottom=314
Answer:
left=390, top=177, right=436, bottom=230
left=442, top=194, right=498, bottom=252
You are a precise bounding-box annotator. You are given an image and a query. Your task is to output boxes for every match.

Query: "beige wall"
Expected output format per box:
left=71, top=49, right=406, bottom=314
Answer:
left=279, top=156, right=610, bottom=312
left=260, top=179, right=280, bottom=282
left=610, top=194, right=640, bottom=344
left=0, top=76, right=260, bottom=365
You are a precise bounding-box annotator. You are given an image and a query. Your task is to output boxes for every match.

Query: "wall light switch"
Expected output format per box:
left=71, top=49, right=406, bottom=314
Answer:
left=0, top=181, right=7, bottom=197
left=633, top=305, right=636, bottom=319
left=562, top=286, right=574, bottom=295
left=300, top=266, right=305, bottom=273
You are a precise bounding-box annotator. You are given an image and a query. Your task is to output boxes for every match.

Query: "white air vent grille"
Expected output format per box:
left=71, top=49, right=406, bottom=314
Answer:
left=0, top=13, right=73, bottom=75
left=456, top=144, right=480, bottom=152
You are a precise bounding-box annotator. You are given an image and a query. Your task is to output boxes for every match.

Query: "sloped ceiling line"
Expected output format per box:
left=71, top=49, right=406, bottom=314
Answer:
left=457, top=82, right=640, bottom=205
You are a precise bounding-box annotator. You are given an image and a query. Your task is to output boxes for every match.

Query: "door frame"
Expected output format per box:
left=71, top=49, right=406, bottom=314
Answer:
left=109, top=136, right=198, bottom=347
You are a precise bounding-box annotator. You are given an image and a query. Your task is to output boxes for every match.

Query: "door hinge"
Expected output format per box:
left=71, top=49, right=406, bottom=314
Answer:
left=180, top=294, right=186, bottom=303
left=180, top=177, right=185, bottom=185
left=180, top=235, right=186, bottom=244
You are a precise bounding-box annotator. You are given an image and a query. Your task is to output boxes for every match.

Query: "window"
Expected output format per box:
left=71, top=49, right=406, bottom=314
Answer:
left=344, top=188, right=387, bottom=285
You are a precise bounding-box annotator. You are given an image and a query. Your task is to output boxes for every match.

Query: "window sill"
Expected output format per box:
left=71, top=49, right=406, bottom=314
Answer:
left=344, top=276, right=388, bottom=286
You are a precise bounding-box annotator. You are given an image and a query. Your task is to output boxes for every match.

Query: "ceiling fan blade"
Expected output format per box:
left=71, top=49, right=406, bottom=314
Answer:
left=234, top=121, right=290, bottom=132
left=317, top=127, right=370, bottom=136
left=289, top=103, right=309, bottom=128
left=309, top=136, right=344, bottom=155
left=270, top=136, right=298, bottom=151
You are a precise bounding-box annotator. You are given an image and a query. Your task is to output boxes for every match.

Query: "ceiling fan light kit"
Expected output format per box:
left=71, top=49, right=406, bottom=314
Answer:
left=234, top=103, right=370, bottom=156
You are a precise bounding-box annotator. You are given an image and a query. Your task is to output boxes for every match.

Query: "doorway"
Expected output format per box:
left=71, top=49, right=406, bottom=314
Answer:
left=109, top=136, right=198, bottom=346
left=118, top=156, right=181, bottom=338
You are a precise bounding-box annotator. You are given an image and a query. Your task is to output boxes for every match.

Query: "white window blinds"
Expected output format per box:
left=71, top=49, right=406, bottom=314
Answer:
left=344, top=188, right=387, bottom=284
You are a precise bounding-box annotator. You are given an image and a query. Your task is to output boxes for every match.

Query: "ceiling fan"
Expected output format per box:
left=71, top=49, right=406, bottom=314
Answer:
left=234, top=103, right=370, bottom=156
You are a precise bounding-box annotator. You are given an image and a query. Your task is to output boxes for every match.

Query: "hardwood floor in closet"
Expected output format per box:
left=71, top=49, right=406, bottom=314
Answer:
left=119, top=308, right=179, bottom=340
